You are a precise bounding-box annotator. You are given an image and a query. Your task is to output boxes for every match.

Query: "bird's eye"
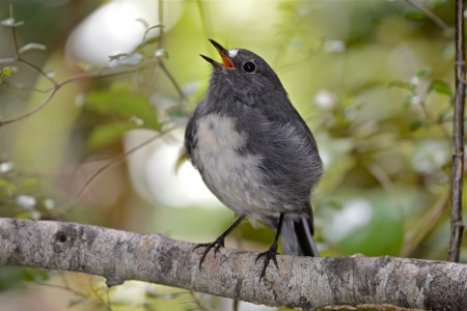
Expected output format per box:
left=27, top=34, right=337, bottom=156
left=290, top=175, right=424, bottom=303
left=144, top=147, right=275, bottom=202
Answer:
left=243, top=61, right=256, bottom=73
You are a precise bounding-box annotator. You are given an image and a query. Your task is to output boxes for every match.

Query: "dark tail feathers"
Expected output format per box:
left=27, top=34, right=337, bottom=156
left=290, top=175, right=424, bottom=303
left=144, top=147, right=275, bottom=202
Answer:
left=281, top=216, right=319, bottom=257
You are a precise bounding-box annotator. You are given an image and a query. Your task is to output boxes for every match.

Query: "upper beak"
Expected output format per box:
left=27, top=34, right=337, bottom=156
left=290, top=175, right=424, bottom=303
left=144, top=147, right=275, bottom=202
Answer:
left=200, top=39, right=235, bottom=69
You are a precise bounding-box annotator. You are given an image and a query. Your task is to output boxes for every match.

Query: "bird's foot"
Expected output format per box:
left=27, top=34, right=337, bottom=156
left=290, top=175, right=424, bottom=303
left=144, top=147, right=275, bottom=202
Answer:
left=255, top=243, right=279, bottom=279
left=194, top=236, right=225, bottom=269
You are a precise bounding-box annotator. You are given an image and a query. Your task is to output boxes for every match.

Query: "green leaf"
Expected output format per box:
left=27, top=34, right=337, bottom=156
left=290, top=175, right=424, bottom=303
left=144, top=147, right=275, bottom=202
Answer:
left=86, top=87, right=160, bottom=130
left=0, top=66, right=17, bottom=77
left=410, top=120, right=423, bottom=131
left=0, top=267, right=30, bottom=291
left=433, top=0, right=449, bottom=10
left=429, top=79, right=452, bottom=96
left=19, top=177, right=40, bottom=190
left=87, top=122, right=136, bottom=150
left=415, top=68, right=431, bottom=79
left=20, top=268, right=48, bottom=282
left=0, top=178, right=17, bottom=196
left=404, top=11, right=426, bottom=22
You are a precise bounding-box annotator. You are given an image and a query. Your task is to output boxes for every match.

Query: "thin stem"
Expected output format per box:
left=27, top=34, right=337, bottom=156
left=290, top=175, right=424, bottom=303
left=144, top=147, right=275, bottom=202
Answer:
left=0, top=87, right=58, bottom=126
left=403, top=0, right=450, bottom=30
left=8, top=0, right=19, bottom=53
left=233, top=298, right=240, bottom=311
left=7, top=0, right=57, bottom=86
left=155, top=0, right=187, bottom=106
left=0, top=60, right=158, bottom=127
left=402, top=191, right=449, bottom=257
left=418, top=99, right=450, bottom=139
left=1, top=1, right=186, bottom=128
left=18, top=57, right=58, bottom=86
left=58, top=62, right=152, bottom=87
left=158, top=0, right=164, bottom=49
left=189, top=291, right=209, bottom=311
left=449, top=0, right=465, bottom=262
left=56, top=125, right=178, bottom=216
left=159, top=59, right=186, bottom=101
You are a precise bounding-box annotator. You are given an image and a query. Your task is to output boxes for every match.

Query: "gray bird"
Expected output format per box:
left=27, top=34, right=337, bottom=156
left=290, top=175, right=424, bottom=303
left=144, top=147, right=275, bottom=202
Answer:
left=185, top=39, right=323, bottom=277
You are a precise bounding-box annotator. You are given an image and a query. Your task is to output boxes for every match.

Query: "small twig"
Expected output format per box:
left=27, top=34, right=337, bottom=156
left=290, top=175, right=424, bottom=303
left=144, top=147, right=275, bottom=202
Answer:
left=189, top=291, right=209, bottom=311
left=0, top=60, right=157, bottom=127
left=7, top=0, right=58, bottom=87
left=158, top=0, right=164, bottom=49
left=36, top=273, right=116, bottom=309
left=35, top=280, right=84, bottom=297
left=449, top=0, right=466, bottom=262
left=417, top=99, right=451, bottom=139
left=8, top=0, right=19, bottom=52
left=401, top=191, right=449, bottom=257
left=89, top=279, right=113, bottom=311
left=1, top=2, right=177, bottom=128
left=18, top=57, right=58, bottom=86
left=366, top=162, right=394, bottom=193
left=159, top=59, right=186, bottom=101
left=2, top=1, right=187, bottom=128
left=56, top=125, right=178, bottom=215
left=1, top=80, right=53, bottom=93
left=233, top=298, right=240, bottom=311
left=0, top=87, right=58, bottom=126
left=403, top=0, right=450, bottom=30
left=156, top=0, right=188, bottom=106
left=59, top=61, right=156, bottom=87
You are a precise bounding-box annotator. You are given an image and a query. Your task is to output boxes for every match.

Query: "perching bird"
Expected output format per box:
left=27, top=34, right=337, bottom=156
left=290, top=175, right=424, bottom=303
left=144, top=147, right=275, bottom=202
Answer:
left=185, top=39, right=323, bottom=277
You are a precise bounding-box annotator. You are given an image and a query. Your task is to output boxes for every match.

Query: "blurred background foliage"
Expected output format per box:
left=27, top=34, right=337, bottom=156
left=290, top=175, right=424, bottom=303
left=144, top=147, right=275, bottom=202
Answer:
left=0, top=0, right=465, bottom=310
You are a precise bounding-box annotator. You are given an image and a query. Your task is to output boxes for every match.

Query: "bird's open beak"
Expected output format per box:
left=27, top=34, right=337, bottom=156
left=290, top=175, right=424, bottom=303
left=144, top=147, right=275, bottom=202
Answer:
left=200, top=39, right=235, bottom=69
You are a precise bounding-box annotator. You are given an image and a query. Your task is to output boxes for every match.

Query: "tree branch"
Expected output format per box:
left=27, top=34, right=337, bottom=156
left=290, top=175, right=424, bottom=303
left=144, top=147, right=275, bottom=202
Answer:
left=449, top=0, right=466, bottom=262
left=0, top=218, right=466, bottom=310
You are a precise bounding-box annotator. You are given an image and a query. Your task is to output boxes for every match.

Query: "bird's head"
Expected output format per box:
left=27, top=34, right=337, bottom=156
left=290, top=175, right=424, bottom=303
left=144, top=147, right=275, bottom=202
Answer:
left=201, top=39, right=285, bottom=100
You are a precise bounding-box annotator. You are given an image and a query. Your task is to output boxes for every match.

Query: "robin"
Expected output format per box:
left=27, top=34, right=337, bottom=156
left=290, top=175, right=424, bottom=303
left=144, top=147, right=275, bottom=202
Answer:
left=185, top=39, right=323, bottom=277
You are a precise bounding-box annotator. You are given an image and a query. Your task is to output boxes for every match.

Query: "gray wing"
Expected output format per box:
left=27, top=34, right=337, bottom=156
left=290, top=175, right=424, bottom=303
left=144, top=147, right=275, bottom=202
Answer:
left=234, top=94, right=323, bottom=207
left=184, top=114, right=197, bottom=161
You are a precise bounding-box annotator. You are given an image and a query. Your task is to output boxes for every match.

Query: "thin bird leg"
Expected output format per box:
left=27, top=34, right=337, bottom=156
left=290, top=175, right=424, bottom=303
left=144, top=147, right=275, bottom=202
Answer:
left=194, top=214, right=246, bottom=268
left=255, top=213, right=285, bottom=279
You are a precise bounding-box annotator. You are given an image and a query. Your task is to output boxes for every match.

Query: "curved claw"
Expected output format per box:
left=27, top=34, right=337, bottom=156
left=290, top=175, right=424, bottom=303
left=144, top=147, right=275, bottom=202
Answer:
left=194, top=237, right=225, bottom=269
left=255, top=246, right=279, bottom=279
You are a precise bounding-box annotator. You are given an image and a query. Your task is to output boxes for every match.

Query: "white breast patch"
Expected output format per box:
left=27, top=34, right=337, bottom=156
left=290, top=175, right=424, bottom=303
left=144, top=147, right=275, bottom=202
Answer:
left=196, top=114, right=246, bottom=153
left=193, top=114, right=277, bottom=217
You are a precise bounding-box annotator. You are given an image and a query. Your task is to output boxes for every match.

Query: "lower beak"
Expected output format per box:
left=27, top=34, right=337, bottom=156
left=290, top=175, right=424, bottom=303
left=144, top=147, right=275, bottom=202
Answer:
left=200, top=54, right=220, bottom=67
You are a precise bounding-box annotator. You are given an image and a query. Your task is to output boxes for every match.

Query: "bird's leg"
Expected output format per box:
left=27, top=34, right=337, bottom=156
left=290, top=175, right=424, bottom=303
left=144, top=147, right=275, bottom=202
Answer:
left=255, top=213, right=285, bottom=279
left=194, top=214, right=246, bottom=269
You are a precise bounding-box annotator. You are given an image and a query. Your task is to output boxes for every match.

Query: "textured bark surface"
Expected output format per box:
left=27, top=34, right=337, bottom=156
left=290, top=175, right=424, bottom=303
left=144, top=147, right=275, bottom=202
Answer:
left=0, top=217, right=466, bottom=310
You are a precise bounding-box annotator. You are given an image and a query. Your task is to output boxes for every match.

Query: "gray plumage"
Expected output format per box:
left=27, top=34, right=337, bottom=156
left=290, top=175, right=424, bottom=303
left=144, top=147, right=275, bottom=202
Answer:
left=185, top=41, right=322, bottom=259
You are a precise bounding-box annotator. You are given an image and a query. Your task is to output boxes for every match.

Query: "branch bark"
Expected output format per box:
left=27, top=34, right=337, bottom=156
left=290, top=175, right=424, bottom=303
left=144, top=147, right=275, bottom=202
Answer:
left=449, top=0, right=466, bottom=263
left=1, top=218, right=466, bottom=310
